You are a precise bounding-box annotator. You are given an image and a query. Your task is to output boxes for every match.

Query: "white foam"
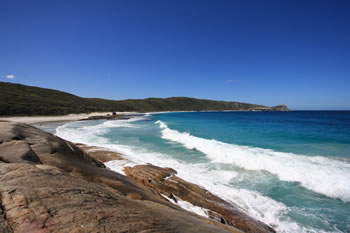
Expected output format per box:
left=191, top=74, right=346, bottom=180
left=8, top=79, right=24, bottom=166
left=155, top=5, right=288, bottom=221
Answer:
left=56, top=117, right=144, bottom=144
left=105, top=159, right=136, bottom=175
left=160, top=194, right=209, bottom=217
left=156, top=120, right=350, bottom=203
left=105, top=145, right=317, bottom=233
left=55, top=119, right=342, bottom=233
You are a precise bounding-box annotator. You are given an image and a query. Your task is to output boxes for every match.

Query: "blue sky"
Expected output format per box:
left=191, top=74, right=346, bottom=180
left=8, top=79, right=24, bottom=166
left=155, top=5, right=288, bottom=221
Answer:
left=1, top=0, right=349, bottom=110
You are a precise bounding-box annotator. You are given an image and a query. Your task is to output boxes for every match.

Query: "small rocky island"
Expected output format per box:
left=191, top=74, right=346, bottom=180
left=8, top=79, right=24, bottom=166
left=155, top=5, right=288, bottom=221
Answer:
left=0, top=121, right=275, bottom=233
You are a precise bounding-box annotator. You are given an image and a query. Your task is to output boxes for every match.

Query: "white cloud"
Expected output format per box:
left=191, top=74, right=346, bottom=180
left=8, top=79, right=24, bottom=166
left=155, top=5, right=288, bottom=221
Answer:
left=6, top=74, right=15, bottom=79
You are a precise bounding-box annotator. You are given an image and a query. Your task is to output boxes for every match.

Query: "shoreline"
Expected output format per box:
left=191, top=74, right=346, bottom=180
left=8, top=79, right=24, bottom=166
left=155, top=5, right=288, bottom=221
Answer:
left=0, top=108, right=292, bottom=124
left=32, top=116, right=277, bottom=232
left=0, top=111, right=137, bottom=124
left=0, top=120, right=275, bottom=233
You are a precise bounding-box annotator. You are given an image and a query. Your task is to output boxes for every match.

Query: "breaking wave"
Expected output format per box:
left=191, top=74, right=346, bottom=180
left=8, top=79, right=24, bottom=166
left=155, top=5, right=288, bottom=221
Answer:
left=156, top=120, right=350, bottom=202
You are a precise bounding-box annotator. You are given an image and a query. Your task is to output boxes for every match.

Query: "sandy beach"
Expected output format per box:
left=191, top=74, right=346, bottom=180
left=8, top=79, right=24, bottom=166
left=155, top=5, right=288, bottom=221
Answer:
left=0, top=112, right=137, bottom=124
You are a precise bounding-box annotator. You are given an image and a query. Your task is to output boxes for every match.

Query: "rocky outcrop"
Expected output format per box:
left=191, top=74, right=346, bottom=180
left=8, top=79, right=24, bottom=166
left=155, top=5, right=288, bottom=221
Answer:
left=0, top=121, right=243, bottom=233
left=250, top=104, right=289, bottom=111
left=78, top=146, right=275, bottom=232
left=270, top=105, right=289, bottom=111
left=79, top=114, right=131, bottom=121
left=124, top=164, right=275, bottom=233
left=75, top=144, right=124, bottom=163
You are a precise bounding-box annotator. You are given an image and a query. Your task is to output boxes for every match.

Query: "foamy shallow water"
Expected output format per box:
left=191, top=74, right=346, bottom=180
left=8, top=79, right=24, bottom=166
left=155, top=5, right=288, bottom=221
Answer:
left=51, top=111, right=350, bottom=233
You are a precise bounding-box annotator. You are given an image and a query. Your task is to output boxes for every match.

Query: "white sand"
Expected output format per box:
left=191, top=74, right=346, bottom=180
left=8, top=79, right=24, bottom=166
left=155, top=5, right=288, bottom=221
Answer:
left=0, top=112, right=136, bottom=124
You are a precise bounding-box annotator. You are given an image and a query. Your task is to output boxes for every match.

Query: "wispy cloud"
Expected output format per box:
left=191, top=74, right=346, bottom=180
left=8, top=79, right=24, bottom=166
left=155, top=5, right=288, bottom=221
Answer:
left=6, top=74, right=15, bottom=79
left=225, top=79, right=233, bottom=83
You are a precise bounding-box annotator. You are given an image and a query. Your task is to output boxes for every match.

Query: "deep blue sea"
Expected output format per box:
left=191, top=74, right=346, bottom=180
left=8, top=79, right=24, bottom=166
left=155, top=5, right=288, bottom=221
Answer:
left=49, top=111, right=350, bottom=233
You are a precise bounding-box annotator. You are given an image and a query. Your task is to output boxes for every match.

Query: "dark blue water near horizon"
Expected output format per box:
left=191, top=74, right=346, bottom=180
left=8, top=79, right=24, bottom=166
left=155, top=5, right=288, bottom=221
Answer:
left=156, top=111, right=350, bottom=158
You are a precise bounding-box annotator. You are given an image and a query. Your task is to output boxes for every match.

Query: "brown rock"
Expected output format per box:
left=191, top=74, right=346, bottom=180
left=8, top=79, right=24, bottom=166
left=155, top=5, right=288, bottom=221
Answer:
left=124, top=164, right=275, bottom=233
left=76, top=144, right=124, bottom=163
left=0, top=163, right=241, bottom=233
left=0, top=140, right=41, bottom=164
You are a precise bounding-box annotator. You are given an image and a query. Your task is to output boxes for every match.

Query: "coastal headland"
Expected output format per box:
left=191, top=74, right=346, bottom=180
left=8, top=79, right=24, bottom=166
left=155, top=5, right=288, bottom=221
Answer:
left=0, top=82, right=288, bottom=117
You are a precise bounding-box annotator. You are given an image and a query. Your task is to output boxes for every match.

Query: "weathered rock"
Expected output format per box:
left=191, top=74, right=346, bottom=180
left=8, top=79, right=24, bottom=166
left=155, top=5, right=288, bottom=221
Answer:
left=0, top=162, right=241, bottom=233
left=79, top=114, right=141, bottom=121
left=124, top=164, right=275, bottom=233
left=76, top=144, right=124, bottom=163
left=0, top=121, right=104, bottom=167
left=0, top=140, right=41, bottom=164
left=0, top=193, right=12, bottom=233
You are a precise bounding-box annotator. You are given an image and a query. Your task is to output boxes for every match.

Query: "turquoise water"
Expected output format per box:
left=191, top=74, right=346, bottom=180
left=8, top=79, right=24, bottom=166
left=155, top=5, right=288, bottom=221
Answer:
left=53, top=111, right=350, bottom=233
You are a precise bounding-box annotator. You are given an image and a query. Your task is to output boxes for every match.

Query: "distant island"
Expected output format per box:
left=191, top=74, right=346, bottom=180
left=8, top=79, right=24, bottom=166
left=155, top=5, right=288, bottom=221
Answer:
left=0, top=82, right=288, bottom=116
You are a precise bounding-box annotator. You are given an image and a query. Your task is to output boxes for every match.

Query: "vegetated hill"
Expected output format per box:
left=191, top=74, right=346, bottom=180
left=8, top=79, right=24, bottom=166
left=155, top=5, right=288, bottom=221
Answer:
left=0, top=81, right=288, bottom=116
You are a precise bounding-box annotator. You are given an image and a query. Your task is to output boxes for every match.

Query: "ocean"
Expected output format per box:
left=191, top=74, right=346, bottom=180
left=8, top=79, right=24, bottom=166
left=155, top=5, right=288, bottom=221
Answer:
left=46, top=111, right=350, bottom=233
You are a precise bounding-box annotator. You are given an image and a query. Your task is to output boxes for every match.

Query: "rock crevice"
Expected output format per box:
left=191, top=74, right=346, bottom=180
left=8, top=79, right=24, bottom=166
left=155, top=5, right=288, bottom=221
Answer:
left=0, top=192, right=13, bottom=233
